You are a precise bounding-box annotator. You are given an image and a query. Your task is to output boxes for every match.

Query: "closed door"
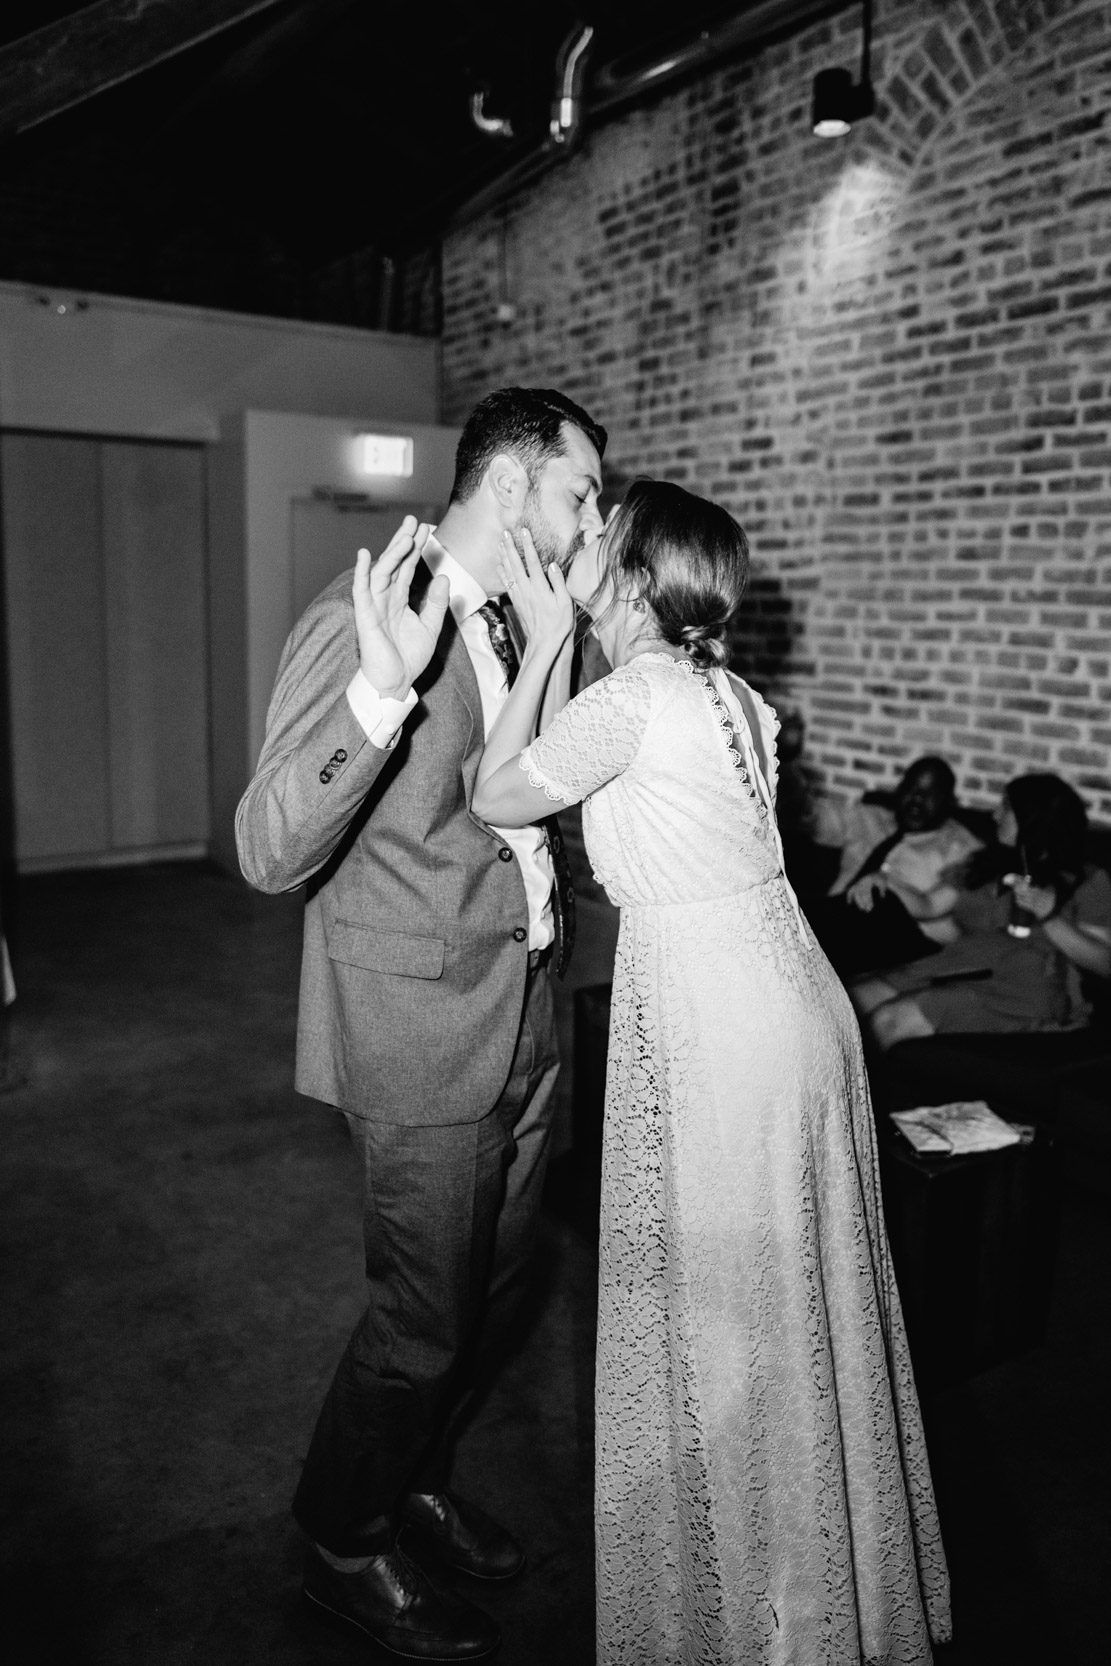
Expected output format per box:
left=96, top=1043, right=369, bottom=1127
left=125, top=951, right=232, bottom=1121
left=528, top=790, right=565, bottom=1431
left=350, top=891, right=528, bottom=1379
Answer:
left=1, top=433, right=210, bottom=868
left=101, top=442, right=208, bottom=852
left=290, top=499, right=440, bottom=623
left=2, top=434, right=111, bottom=862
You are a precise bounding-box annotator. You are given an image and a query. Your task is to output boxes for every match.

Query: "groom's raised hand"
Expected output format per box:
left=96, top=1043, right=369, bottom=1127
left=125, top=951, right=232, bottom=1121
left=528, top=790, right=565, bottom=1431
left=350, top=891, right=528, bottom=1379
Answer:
left=353, top=517, right=450, bottom=700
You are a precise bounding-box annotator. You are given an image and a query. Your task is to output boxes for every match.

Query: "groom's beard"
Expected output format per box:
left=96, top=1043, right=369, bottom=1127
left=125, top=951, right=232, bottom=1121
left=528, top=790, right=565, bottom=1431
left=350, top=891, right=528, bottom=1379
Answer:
left=518, top=497, right=585, bottom=573
left=558, top=527, right=588, bottom=573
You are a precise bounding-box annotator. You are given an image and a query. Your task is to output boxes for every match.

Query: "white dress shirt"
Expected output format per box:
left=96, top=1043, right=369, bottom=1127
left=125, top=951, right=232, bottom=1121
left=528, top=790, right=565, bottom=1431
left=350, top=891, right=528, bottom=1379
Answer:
left=878, top=820, right=982, bottom=944
left=345, top=533, right=555, bottom=951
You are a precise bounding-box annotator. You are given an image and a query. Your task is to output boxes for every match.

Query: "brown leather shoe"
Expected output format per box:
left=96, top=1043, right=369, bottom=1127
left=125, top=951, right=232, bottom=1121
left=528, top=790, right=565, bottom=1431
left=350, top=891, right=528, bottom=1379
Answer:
left=302, top=1542, right=499, bottom=1660
left=400, top=1490, right=525, bottom=1581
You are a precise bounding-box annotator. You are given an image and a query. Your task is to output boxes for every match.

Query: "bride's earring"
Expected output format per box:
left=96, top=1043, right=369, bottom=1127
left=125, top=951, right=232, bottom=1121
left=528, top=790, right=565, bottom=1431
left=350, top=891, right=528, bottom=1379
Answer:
left=632, top=598, right=646, bottom=613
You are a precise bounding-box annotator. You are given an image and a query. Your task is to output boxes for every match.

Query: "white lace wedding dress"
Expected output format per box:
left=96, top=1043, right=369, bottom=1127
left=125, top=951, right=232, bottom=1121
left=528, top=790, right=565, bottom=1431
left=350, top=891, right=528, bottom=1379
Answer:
left=520, top=654, right=951, bottom=1666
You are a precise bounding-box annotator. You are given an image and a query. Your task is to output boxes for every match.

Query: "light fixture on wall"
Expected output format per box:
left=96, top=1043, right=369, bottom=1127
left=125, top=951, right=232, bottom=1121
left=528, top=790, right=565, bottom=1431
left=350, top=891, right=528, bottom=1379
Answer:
left=812, top=0, right=875, bottom=138
left=357, top=434, right=414, bottom=477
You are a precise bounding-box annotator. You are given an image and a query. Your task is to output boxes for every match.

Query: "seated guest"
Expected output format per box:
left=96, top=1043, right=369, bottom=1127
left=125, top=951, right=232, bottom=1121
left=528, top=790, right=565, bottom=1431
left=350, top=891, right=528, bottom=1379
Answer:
left=852, top=773, right=1111, bottom=1049
left=807, top=756, right=983, bottom=977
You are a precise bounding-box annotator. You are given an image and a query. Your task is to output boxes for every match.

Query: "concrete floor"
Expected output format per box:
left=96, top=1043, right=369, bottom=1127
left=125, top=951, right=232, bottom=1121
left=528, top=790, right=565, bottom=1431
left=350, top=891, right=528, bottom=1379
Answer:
left=1, top=862, right=1108, bottom=1664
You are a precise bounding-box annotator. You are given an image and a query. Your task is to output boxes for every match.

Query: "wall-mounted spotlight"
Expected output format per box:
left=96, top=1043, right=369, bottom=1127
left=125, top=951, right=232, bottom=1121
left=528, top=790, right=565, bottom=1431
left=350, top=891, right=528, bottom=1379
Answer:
left=812, top=0, right=875, bottom=138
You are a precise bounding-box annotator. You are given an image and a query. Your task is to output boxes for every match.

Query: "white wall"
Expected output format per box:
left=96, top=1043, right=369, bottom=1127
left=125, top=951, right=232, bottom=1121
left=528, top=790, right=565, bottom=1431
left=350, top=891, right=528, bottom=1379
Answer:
left=207, top=427, right=249, bottom=877
left=0, top=280, right=439, bottom=440
left=240, top=409, right=459, bottom=774
left=208, top=409, right=459, bottom=871
left=0, top=280, right=449, bottom=873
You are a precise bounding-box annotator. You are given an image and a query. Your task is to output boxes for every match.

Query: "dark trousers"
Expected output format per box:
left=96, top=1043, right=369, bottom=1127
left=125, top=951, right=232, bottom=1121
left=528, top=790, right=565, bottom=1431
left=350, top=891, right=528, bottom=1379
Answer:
left=292, top=964, right=560, bottom=1556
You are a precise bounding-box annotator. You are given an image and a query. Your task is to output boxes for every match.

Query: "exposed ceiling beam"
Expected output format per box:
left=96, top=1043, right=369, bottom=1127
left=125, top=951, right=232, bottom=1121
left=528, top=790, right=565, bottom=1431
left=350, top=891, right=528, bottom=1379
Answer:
left=153, top=0, right=360, bottom=136
left=0, top=0, right=289, bottom=137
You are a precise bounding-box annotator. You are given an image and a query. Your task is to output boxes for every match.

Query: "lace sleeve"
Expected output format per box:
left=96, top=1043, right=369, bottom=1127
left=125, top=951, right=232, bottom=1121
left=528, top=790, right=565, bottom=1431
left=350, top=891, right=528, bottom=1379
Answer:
left=519, top=663, right=653, bottom=807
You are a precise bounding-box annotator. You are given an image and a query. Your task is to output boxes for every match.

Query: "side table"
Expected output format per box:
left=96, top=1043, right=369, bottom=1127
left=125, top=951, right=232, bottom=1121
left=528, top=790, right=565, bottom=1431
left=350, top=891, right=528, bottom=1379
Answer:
left=878, top=1121, right=1061, bottom=1388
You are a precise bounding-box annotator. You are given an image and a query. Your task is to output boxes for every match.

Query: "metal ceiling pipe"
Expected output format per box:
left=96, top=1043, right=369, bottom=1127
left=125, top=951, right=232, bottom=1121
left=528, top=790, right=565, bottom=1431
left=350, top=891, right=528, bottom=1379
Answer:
left=445, top=0, right=851, bottom=233
left=548, top=22, right=594, bottom=149
left=470, top=88, right=514, bottom=140
left=590, top=0, right=839, bottom=117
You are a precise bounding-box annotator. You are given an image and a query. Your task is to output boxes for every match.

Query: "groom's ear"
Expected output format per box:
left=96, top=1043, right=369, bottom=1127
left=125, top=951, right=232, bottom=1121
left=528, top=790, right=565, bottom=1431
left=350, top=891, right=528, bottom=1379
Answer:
left=486, top=451, right=529, bottom=515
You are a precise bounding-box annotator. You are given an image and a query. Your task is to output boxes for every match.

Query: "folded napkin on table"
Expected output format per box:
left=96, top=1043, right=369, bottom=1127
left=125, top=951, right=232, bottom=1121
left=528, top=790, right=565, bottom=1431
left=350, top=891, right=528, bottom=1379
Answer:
left=890, top=1100, right=1023, bottom=1157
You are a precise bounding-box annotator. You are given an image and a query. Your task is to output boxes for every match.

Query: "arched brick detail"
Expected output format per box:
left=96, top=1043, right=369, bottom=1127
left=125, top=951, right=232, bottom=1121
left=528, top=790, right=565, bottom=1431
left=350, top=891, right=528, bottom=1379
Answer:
left=861, top=0, right=1101, bottom=168
left=779, top=0, right=1111, bottom=807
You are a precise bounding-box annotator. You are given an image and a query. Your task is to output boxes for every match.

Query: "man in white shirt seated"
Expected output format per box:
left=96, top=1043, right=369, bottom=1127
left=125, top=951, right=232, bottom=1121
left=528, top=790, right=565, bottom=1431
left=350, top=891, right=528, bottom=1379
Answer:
left=807, top=757, right=984, bottom=978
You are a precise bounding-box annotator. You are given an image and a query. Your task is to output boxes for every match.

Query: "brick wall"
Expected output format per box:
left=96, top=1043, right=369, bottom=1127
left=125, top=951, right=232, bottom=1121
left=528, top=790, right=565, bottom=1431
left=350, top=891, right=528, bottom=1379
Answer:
left=441, top=0, right=1111, bottom=822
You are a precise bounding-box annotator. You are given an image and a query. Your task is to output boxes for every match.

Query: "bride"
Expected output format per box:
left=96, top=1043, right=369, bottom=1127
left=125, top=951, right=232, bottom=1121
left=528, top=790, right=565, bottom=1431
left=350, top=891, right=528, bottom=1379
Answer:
left=472, top=479, right=950, bottom=1666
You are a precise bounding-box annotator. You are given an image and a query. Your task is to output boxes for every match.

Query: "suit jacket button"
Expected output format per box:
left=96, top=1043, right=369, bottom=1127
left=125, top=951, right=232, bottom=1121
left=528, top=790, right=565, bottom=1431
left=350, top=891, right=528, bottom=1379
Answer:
left=319, top=768, right=331, bottom=784
left=498, top=846, right=513, bottom=861
left=550, top=833, right=562, bottom=853
left=333, top=749, right=347, bottom=763
left=513, top=927, right=527, bottom=942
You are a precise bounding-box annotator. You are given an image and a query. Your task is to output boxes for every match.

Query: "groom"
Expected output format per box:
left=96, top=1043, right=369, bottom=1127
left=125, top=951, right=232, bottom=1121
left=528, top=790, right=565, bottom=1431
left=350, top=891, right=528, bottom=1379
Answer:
left=236, top=387, right=606, bottom=1659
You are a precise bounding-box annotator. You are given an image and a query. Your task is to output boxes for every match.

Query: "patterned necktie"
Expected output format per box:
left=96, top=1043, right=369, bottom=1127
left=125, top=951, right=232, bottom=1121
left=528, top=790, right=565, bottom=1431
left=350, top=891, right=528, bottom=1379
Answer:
left=477, top=600, right=518, bottom=688
left=477, top=598, right=576, bottom=978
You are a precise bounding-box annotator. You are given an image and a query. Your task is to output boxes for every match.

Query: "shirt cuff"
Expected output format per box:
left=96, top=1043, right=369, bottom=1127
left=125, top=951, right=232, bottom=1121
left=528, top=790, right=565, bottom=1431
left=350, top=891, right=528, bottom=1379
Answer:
left=346, top=671, right=418, bottom=749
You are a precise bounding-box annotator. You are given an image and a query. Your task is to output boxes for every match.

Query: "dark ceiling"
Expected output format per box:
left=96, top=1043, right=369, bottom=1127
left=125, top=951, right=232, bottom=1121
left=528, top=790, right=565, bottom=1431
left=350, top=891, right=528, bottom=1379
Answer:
left=0, top=1, right=843, bottom=326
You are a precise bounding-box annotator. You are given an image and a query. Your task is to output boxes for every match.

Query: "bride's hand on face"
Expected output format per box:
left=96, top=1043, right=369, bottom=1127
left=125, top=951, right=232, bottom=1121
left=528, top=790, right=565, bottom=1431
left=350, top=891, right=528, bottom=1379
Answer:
left=499, top=526, right=574, bottom=656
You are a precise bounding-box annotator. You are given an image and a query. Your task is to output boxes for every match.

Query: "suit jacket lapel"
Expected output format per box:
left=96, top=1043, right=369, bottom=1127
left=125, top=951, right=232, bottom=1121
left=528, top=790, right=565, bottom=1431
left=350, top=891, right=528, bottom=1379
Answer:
left=408, top=566, right=486, bottom=819
left=410, top=558, right=480, bottom=730
left=447, top=618, right=489, bottom=810
left=435, top=609, right=481, bottom=727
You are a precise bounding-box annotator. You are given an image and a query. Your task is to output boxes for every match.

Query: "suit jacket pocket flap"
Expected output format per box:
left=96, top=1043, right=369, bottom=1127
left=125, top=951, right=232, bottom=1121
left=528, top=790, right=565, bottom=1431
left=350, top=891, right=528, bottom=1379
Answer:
left=328, top=922, right=445, bottom=979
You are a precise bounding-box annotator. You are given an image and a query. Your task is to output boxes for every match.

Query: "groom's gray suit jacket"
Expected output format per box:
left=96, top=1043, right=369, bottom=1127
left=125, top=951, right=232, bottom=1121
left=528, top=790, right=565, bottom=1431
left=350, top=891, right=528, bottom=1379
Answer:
left=236, top=564, right=535, bottom=1126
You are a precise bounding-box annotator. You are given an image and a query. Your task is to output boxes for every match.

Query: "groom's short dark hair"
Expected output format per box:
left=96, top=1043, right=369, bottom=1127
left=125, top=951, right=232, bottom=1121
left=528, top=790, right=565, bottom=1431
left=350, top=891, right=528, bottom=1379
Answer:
left=450, top=387, right=607, bottom=505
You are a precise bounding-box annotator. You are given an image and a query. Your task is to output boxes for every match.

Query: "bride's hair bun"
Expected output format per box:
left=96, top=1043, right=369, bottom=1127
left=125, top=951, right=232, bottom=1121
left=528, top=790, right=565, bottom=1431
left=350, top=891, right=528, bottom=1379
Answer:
left=679, top=622, right=729, bottom=668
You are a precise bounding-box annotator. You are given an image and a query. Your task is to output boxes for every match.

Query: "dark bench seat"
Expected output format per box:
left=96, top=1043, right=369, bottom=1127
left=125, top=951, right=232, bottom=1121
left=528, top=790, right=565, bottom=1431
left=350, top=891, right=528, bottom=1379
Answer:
left=876, top=1025, right=1111, bottom=1127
